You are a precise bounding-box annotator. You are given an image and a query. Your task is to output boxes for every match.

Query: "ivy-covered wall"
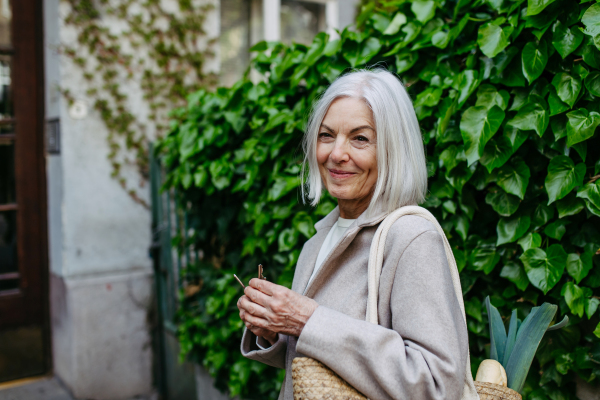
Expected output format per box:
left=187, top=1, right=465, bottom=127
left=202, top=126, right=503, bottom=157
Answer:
left=157, top=0, right=600, bottom=399
left=60, top=0, right=218, bottom=206
left=44, top=0, right=217, bottom=397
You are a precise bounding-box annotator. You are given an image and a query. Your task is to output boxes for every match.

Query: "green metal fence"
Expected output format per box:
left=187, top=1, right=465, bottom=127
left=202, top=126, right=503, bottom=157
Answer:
left=150, top=145, right=198, bottom=400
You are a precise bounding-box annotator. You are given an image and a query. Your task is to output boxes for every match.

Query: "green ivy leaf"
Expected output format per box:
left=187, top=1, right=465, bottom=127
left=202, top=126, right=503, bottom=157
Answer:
left=533, top=203, right=555, bottom=227
left=521, top=244, right=567, bottom=294
left=460, top=105, right=505, bottom=165
left=522, top=40, right=548, bottom=84
left=583, top=38, right=600, bottom=69
left=395, top=52, right=418, bottom=73
left=566, top=108, right=600, bottom=147
left=497, top=157, right=531, bottom=200
left=518, top=232, right=542, bottom=251
left=577, top=181, right=600, bottom=216
left=371, top=13, right=391, bottom=33
left=562, top=282, right=587, bottom=318
left=545, top=155, right=586, bottom=204
left=343, top=37, right=382, bottom=67
left=586, top=298, right=600, bottom=319
left=552, top=21, right=584, bottom=59
left=552, top=73, right=582, bottom=108
left=470, top=246, right=501, bottom=274
left=486, top=186, right=521, bottom=216
left=584, top=71, right=600, bottom=96
left=582, top=3, right=600, bottom=37
left=475, top=84, right=510, bottom=110
left=556, top=194, right=585, bottom=218
left=302, top=32, right=328, bottom=67
left=439, top=144, right=466, bottom=174
left=465, top=297, right=483, bottom=322
left=267, top=176, right=299, bottom=201
left=527, top=0, right=557, bottom=16
left=432, top=31, right=450, bottom=49
left=506, top=95, right=549, bottom=137
left=454, top=70, right=480, bottom=109
left=323, top=39, right=341, bottom=56
left=292, top=212, right=316, bottom=239
left=577, top=181, right=600, bottom=207
left=478, top=20, right=512, bottom=58
left=500, top=261, right=530, bottom=291
left=454, top=213, right=470, bottom=241
left=277, top=228, right=298, bottom=252
left=209, top=158, right=234, bottom=190
left=497, top=214, right=531, bottom=245
left=594, top=322, right=600, bottom=339
left=480, top=136, right=514, bottom=173
left=415, top=87, right=443, bottom=107
left=385, top=22, right=422, bottom=55
left=567, top=252, right=594, bottom=284
left=447, top=164, right=476, bottom=194
left=383, top=13, right=407, bottom=35
left=544, top=219, right=569, bottom=240
left=178, top=121, right=200, bottom=162
left=411, top=1, right=436, bottom=24
left=548, top=86, right=570, bottom=116
left=453, top=248, right=467, bottom=272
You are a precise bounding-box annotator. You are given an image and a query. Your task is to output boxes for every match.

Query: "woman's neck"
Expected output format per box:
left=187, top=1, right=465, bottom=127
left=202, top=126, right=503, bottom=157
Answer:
left=338, top=196, right=372, bottom=219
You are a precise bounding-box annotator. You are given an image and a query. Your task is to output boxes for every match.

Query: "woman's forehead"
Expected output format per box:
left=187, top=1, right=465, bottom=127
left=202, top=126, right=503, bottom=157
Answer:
left=323, top=97, right=374, bottom=125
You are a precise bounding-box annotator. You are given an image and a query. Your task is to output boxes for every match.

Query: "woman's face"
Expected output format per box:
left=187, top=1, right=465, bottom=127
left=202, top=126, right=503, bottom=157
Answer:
left=317, top=97, right=378, bottom=209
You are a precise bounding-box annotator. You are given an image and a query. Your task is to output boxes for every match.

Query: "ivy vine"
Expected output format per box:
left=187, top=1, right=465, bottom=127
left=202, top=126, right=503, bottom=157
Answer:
left=157, top=0, right=600, bottom=399
left=60, top=0, right=217, bottom=207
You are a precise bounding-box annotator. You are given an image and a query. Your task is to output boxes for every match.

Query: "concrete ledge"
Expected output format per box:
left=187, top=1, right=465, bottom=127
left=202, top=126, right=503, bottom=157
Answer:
left=51, top=270, right=154, bottom=400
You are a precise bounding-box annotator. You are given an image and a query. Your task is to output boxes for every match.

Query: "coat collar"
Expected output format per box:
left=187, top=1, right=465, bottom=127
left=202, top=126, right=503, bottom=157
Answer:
left=298, top=203, right=391, bottom=297
left=314, top=203, right=390, bottom=232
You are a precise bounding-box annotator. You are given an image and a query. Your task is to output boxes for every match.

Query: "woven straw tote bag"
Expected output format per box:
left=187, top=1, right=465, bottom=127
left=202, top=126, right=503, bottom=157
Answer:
left=292, top=206, right=488, bottom=400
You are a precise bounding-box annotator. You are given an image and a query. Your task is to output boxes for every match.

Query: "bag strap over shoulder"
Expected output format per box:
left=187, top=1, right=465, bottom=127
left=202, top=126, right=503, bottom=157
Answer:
left=366, top=205, right=480, bottom=400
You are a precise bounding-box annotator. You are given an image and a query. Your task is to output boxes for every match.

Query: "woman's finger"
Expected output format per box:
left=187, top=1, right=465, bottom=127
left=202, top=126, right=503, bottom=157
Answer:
left=240, top=296, right=269, bottom=319
left=248, top=278, right=277, bottom=296
left=244, top=285, right=272, bottom=307
left=238, top=295, right=256, bottom=312
left=244, top=312, right=269, bottom=330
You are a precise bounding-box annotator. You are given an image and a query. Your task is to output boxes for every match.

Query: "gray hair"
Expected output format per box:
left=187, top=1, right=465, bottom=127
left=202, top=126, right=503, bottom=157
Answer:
left=301, top=69, right=428, bottom=215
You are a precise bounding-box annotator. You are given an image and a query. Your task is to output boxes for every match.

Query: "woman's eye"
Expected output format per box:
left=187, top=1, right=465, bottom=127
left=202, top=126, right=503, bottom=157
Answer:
left=355, top=136, right=368, bottom=142
left=318, top=132, right=332, bottom=138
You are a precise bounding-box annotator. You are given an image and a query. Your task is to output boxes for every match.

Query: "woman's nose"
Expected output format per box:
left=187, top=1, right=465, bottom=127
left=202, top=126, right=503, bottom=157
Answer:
left=329, top=137, right=350, bottom=164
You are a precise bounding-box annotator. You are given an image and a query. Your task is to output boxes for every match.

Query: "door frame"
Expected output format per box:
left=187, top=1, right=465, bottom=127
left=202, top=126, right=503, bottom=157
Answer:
left=0, top=0, right=50, bottom=376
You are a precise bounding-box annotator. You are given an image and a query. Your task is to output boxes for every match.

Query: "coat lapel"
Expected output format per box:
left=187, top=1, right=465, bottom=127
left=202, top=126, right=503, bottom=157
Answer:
left=291, top=207, right=339, bottom=294
left=301, top=204, right=390, bottom=298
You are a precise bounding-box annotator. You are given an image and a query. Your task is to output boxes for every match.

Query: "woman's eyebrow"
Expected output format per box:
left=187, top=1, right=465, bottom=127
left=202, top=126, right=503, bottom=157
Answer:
left=349, top=125, right=375, bottom=134
left=320, top=123, right=335, bottom=132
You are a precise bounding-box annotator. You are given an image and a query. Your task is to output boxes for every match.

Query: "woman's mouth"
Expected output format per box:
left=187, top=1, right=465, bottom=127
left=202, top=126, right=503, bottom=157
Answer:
left=328, top=169, right=356, bottom=179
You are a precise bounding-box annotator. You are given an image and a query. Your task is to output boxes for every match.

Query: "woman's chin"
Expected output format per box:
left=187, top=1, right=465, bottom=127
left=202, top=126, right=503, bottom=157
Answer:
left=328, top=189, right=359, bottom=202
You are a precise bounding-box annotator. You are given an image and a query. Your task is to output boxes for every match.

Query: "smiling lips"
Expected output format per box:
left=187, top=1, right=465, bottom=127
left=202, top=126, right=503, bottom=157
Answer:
left=328, top=168, right=357, bottom=179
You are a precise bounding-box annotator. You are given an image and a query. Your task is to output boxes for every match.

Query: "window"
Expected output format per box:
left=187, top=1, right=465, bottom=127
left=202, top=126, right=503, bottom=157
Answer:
left=280, top=1, right=325, bottom=46
left=218, top=0, right=338, bottom=86
left=219, top=0, right=259, bottom=87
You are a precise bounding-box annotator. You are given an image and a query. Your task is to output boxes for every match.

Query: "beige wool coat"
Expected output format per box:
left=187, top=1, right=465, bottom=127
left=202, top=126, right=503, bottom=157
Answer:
left=240, top=205, right=469, bottom=400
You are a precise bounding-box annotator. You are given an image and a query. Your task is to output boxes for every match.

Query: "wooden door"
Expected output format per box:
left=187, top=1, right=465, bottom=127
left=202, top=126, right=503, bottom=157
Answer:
left=0, top=0, right=48, bottom=382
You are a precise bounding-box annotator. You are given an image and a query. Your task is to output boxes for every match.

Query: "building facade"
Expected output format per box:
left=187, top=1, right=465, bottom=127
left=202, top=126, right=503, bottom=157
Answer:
left=0, top=0, right=358, bottom=398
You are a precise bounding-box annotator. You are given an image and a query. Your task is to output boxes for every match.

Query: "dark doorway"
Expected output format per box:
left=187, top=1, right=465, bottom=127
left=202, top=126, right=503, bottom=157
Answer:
left=0, top=0, right=49, bottom=382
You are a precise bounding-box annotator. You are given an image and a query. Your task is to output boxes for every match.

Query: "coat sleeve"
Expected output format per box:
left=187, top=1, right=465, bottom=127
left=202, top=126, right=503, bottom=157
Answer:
left=295, top=230, right=469, bottom=400
left=241, top=327, right=288, bottom=369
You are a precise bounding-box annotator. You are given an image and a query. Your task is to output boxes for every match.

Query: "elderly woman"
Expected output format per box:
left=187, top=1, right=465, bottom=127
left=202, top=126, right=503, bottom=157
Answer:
left=237, top=69, right=469, bottom=400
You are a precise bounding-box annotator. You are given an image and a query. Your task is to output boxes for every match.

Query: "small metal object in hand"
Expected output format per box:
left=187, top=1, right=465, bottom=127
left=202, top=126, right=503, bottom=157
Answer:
left=258, top=264, right=266, bottom=280
left=233, top=274, right=245, bottom=289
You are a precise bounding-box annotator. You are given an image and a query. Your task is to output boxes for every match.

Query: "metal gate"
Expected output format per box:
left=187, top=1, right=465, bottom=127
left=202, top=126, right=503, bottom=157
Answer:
left=150, top=147, right=198, bottom=400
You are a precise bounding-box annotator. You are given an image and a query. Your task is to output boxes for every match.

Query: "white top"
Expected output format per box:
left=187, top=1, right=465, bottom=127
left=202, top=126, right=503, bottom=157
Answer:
left=256, top=216, right=355, bottom=350
left=307, top=217, right=356, bottom=287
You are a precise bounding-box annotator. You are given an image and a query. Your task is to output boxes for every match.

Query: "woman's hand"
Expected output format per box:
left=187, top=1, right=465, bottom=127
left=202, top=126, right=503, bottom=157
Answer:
left=237, top=278, right=318, bottom=341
